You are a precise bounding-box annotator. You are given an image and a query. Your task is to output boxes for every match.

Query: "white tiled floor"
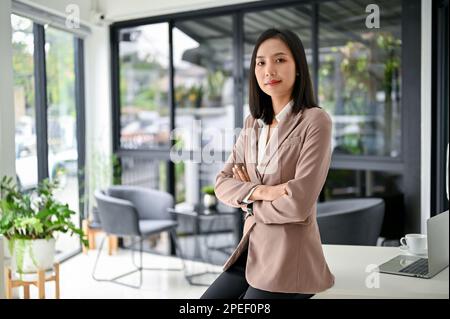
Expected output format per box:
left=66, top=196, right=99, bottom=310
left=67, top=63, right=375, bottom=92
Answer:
left=10, top=249, right=223, bottom=299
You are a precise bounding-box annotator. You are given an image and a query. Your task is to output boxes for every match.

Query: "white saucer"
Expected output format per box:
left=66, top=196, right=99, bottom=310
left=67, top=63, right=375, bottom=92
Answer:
left=399, top=246, right=428, bottom=257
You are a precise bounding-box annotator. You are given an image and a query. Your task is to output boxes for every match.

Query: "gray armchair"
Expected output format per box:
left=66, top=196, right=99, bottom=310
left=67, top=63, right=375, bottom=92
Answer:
left=92, top=185, right=183, bottom=288
left=316, top=198, right=385, bottom=246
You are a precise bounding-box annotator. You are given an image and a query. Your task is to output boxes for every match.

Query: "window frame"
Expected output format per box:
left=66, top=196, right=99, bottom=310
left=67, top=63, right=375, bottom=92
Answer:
left=431, top=0, right=449, bottom=216
left=13, top=15, right=87, bottom=260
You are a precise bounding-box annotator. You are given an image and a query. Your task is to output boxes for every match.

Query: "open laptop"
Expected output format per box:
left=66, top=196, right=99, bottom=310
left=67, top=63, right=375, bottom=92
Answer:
left=378, top=210, right=449, bottom=279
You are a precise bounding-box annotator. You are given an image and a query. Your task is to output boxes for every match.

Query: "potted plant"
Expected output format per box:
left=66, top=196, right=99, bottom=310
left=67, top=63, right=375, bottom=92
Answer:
left=201, top=185, right=217, bottom=211
left=188, top=84, right=203, bottom=109
left=175, top=85, right=188, bottom=108
left=206, top=70, right=225, bottom=107
left=0, top=176, right=88, bottom=275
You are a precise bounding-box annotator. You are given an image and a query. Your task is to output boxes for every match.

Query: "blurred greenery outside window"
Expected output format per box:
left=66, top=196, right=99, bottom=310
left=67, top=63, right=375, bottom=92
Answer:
left=119, top=23, right=171, bottom=149
left=319, top=0, right=402, bottom=158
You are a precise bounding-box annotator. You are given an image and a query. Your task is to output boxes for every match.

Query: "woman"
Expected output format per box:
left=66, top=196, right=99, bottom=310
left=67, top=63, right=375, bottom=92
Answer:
left=200, top=28, right=335, bottom=299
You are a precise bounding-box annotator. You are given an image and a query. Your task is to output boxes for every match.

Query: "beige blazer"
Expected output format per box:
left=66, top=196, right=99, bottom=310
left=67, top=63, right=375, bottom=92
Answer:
left=214, top=106, right=335, bottom=294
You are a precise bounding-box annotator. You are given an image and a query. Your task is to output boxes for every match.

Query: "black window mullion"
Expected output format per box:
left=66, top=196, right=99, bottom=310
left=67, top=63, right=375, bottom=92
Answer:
left=110, top=25, right=123, bottom=186
left=168, top=20, right=175, bottom=199
left=234, top=11, right=244, bottom=129
left=312, top=3, right=324, bottom=201
left=33, top=23, right=49, bottom=183
left=233, top=12, right=245, bottom=240
left=311, top=2, right=319, bottom=102
left=74, top=37, right=86, bottom=221
left=431, top=0, right=449, bottom=215
left=401, top=0, right=421, bottom=232
left=110, top=25, right=121, bottom=155
left=168, top=21, right=176, bottom=256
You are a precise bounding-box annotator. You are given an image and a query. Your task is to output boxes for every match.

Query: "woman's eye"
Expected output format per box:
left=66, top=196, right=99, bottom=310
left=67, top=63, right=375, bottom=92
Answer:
left=276, top=58, right=285, bottom=63
left=256, top=61, right=264, bottom=66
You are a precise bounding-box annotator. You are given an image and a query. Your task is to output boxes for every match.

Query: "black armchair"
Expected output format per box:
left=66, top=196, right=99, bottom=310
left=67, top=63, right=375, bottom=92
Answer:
left=316, top=198, right=385, bottom=246
left=92, top=185, right=184, bottom=288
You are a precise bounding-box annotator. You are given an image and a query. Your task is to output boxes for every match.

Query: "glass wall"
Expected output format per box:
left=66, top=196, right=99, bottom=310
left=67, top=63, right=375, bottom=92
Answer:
left=324, top=169, right=402, bottom=198
left=319, top=0, right=402, bottom=158
left=11, top=14, right=85, bottom=258
left=173, top=15, right=235, bottom=204
left=121, top=156, right=167, bottom=191
left=317, top=0, right=404, bottom=240
left=118, top=23, right=171, bottom=150
left=12, top=14, right=38, bottom=191
left=114, top=2, right=405, bottom=204
left=45, top=26, right=80, bottom=256
left=317, top=1, right=404, bottom=240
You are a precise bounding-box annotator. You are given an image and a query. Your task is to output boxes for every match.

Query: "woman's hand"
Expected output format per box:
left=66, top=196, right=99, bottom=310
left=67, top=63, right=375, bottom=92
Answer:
left=254, top=183, right=288, bottom=201
left=232, top=164, right=250, bottom=182
left=232, top=165, right=251, bottom=212
left=232, top=164, right=287, bottom=202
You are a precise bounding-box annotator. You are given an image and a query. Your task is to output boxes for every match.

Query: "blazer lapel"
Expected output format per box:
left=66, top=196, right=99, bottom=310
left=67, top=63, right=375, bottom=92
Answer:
left=247, top=119, right=263, bottom=183
left=259, top=109, right=304, bottom=177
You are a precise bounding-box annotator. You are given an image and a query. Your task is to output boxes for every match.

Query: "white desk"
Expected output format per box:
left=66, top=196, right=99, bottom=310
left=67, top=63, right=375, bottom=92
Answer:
left=315, top=245, right=449, bottom=299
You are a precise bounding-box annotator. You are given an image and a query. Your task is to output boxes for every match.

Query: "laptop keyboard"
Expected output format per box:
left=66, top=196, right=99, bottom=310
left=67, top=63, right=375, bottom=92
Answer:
left=399, top=258, right=429, bottom=276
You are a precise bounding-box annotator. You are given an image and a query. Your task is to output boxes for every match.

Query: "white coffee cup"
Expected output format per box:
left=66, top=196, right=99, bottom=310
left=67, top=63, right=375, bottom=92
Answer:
left=400, top=234, right=427, bottom=255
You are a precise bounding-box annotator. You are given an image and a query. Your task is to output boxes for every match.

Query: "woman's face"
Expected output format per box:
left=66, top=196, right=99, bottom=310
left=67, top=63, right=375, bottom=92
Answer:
left=254, top=37, right=297, bottom=100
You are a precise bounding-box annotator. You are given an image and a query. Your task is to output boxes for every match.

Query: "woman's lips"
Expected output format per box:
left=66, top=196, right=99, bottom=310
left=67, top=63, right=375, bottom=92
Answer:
left=266, top=80, right=281, bottom=86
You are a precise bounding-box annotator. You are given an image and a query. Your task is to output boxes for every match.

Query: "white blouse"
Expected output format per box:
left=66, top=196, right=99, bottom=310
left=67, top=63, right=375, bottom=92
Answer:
left=242, top=99, right=294, bottom=204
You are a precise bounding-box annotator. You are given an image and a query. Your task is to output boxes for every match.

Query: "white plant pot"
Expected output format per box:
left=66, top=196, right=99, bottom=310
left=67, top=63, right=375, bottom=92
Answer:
left=10, top=238, right=56, bottom=274
left=203, top=194, right=217, bottom=209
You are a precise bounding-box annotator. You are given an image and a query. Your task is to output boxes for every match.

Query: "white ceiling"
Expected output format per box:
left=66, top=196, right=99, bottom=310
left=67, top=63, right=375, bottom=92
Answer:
left=22, top=0, right=261, bottom=25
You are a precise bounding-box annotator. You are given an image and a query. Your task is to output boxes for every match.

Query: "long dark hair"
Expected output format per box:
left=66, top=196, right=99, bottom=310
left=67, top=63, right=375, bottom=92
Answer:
left=249, top=28, right=318, bottom=124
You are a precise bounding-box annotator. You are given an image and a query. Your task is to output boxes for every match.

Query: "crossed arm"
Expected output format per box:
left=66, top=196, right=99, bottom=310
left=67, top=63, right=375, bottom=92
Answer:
left=232, top=164, right=287, bottom=212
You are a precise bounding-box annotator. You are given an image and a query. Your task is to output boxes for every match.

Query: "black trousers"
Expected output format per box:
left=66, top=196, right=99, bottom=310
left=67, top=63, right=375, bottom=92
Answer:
left=200, top=248, right=315, bottom=299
